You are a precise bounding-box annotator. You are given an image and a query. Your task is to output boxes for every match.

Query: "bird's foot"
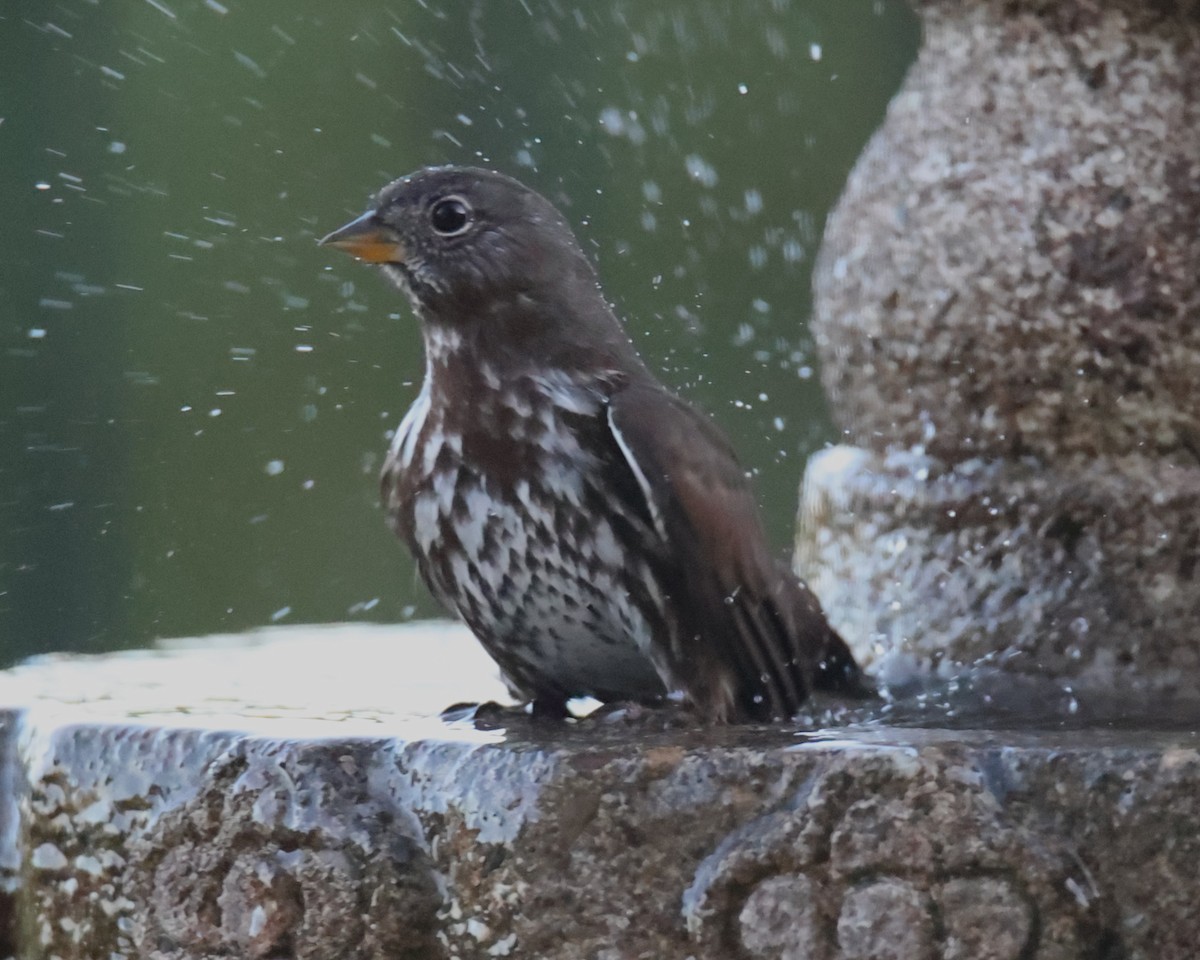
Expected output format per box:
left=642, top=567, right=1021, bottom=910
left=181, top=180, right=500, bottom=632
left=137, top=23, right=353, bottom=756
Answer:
left=440, top=697, right=572, bottom=730
left=439, top=700, right=524, bottom=729
left=583, top=698, right=696, bottom=729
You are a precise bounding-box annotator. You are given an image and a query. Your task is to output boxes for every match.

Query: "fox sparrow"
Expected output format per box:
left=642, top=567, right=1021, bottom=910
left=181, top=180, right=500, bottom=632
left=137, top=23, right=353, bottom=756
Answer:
left=321, top=166, right=865, bottom=722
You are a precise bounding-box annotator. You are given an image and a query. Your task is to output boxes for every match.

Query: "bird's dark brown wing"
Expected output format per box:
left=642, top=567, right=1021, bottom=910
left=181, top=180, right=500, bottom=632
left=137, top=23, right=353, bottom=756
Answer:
left=605, top=380, right=864, bottom=721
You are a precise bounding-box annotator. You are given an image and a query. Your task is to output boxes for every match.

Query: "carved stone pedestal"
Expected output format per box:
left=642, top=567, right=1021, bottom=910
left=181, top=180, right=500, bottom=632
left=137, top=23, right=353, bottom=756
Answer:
left=800, top=0, right=1200, bottom=692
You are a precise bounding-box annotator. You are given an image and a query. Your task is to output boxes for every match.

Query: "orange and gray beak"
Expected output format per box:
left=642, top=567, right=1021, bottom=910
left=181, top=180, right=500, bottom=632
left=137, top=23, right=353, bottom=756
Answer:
left=319, top=211, right=406, bottom=264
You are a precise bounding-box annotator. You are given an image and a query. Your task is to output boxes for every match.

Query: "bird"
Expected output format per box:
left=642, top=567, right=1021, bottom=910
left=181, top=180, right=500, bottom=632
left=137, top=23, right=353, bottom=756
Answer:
left=320, top=165, right=866, bottom=723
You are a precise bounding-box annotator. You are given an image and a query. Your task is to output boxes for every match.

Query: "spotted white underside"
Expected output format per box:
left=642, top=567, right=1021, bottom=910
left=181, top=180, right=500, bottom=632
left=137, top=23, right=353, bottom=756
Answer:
left=387, top=331, right=665, bottom=698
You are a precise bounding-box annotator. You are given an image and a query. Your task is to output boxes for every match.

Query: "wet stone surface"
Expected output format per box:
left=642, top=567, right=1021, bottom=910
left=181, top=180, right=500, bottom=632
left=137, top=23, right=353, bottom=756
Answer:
left=798, top=446, right=1200, bottom=704
left=4, top=627, right=1197, bottom=959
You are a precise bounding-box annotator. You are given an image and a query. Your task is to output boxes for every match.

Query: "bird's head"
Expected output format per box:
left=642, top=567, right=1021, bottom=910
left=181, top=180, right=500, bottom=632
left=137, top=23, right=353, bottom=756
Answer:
left=321, top=167, right=627, bottom=364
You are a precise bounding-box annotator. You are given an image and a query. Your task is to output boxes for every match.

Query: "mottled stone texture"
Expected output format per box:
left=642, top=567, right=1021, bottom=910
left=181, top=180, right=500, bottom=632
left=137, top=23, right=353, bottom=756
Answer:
left=22, top=727, right=443, bottom=960
left=815, top=0, right=1200, bottom=462
left=20, top=715, right=1197, bottom=960
left=802, top=0, right=1200, bottom=689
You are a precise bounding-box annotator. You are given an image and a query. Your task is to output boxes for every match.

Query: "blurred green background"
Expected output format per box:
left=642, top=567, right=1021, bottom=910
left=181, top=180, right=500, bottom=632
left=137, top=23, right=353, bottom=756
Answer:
left=0, top=0, right=918, bottom=665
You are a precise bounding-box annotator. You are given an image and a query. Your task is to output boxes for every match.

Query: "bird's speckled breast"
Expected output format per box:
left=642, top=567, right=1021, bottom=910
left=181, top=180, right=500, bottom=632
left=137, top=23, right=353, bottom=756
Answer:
left=380, top=347, right=665, bottom=701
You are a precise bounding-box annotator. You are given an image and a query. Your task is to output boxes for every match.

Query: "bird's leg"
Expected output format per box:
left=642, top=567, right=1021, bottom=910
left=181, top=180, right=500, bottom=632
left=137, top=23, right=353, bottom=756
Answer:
left=527, top=697, right=572, bottom=720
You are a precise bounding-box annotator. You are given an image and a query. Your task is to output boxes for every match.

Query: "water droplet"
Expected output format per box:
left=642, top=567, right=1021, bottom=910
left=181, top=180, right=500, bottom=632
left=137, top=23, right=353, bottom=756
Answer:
left=684, top=154, right=718, bottom=188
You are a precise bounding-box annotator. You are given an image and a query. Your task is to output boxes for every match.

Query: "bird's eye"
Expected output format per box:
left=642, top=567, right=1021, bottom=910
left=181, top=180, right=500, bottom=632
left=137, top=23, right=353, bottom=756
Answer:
left=429, top=196, right=472, bottom=237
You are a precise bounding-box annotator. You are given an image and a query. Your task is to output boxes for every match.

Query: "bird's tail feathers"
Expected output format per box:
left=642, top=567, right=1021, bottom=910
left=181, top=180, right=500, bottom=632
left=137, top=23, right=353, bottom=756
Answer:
left=773, top=566, right=874, bottom=706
